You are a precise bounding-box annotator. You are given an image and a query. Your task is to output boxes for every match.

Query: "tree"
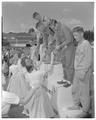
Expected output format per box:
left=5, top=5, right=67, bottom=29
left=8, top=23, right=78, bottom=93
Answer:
left=84, top=30, right=94, bottom=43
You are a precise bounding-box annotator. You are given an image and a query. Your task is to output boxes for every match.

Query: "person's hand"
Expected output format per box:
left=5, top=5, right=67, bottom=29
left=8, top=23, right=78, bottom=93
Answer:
left=19, top=98, right=25, bottom=105
left=55, top=45, right=60, bottom=50
left=63, top=82, right=71, bottom=88
left=44, top=72, right=48, bottom=79
left=52, top=87, right=56, bottom=95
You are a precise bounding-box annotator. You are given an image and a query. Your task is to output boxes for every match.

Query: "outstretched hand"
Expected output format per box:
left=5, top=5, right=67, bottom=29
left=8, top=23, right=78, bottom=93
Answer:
left=19, top=98, right=25, bottom=105
left=63, top=82, right=71, bottom=88
left=55, top=45, right=60, bottom=50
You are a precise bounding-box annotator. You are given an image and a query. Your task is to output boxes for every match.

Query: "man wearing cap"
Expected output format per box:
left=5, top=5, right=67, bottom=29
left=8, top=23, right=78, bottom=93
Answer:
left=69, top=26, right=92, bottom=117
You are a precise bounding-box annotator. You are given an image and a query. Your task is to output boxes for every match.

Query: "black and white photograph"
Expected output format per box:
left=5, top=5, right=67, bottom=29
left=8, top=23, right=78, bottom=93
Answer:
left=1, top=1, right=94, bottom=118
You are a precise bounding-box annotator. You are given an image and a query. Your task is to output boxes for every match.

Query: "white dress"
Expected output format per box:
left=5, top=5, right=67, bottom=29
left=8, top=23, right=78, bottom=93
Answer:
left=7, top=61, right=29, bottom=99
left=24, top=70, right=56, bottom=118
left=9, top=64, right=18, bottom=76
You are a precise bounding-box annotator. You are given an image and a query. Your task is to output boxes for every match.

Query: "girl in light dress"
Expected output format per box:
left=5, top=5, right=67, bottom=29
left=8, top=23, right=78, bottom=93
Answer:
left=7, top=52, right=30, bottom=100
left=20, top=57, right=57, bottom=118
left=2, top=57, right=20, bottom=116
left=9, top=53, right=18, bottom=78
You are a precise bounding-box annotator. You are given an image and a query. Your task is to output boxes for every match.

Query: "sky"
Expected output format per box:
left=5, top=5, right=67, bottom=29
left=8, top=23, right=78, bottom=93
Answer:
left=2, top=2, right=94, bottom=33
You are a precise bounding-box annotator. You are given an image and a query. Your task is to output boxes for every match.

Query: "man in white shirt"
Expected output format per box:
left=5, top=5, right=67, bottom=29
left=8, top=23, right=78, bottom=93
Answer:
left=69, top=26, right=92, bottom=117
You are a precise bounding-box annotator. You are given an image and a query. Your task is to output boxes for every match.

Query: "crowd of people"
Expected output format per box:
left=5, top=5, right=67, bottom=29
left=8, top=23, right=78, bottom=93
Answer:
left=2, top=12, right=94, bottom=118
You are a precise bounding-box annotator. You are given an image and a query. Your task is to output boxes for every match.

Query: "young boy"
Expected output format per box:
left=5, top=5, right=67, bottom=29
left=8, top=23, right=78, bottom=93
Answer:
left=70, top=26, right=92, bottom=117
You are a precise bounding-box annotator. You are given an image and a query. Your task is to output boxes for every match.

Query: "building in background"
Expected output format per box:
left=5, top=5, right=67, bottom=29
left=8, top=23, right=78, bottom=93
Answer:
left=2, top=32, right=36, bottom=48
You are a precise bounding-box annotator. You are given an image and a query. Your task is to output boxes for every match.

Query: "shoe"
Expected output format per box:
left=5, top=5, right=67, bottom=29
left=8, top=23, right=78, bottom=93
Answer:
left=68, top=105, right=81, bottom=110
left=53, top=108, right=58, bottom=115
left=63, top=82, right=71, bottom=87
left=57, top=80, right=68, bottom=84
left=75, top=111, right=89, bottom=118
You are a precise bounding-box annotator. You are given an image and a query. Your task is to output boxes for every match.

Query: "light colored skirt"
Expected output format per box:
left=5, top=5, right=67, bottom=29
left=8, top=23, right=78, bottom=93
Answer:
left=39, top=63, right=64, bottom=113
left=7, top=71, right=29, bottom=99
left=23, top=86, right=56, bottom=118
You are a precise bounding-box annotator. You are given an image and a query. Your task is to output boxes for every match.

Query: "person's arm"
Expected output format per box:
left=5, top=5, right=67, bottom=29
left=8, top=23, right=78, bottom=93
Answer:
left=36, top=32, right=41, bottom=49
left=55, top=25, right=73, bottom=50
left=9, top=67, right=13, bottom=78
left=76, top=42, right=92, bottom=80
left=50, top=51, right=54, bottom=66
left=9, top=72, right=12, bottom=79
left=37, top=54, right=44, bottom=69
left=55, top=42, right=68, bottom=52
left=47, top=52, right=54, bottom=75
left=37, top=45, right=46, bottom=68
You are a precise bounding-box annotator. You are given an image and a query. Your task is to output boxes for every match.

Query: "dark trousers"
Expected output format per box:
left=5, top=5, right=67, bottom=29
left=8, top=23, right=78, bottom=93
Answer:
left=62, top=66, right=74, bottom=83
left=61, top=42, right=76, bottom=83
left=8, top=105, right=29, bottom=118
